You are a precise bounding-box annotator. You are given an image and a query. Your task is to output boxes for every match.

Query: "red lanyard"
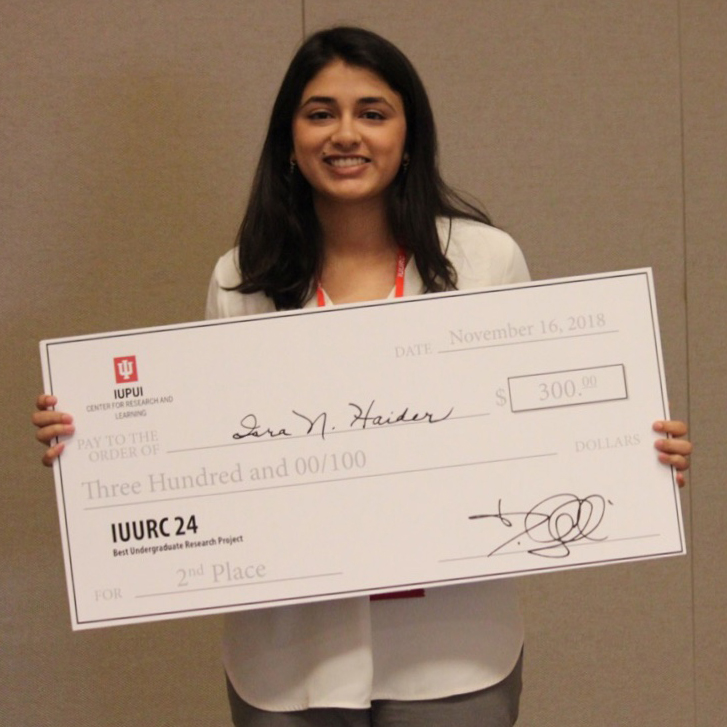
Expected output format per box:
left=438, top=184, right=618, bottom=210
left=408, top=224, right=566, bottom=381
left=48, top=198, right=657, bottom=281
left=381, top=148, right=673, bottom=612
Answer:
left=317, top=247, right=407, bottom=307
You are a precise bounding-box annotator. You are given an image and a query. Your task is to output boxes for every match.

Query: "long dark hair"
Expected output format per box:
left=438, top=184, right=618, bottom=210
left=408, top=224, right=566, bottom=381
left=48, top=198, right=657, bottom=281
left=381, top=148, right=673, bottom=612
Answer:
left=233, top=26, right=493, bottom=310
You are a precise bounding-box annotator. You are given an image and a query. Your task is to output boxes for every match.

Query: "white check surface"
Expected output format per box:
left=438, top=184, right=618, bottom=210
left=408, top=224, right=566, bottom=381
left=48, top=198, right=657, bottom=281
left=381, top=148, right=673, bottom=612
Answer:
left=41, top=269, right=685, bottom=629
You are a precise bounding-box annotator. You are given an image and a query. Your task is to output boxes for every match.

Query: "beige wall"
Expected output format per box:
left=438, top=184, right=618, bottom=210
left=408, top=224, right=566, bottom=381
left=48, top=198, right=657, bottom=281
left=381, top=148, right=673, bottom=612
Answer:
left=1, top=2, right=723, bottom=725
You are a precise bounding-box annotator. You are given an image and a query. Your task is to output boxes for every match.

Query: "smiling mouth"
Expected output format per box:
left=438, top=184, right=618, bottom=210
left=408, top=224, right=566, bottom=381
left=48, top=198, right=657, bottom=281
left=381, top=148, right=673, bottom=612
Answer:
left=325, top=156, right=370, bottom=168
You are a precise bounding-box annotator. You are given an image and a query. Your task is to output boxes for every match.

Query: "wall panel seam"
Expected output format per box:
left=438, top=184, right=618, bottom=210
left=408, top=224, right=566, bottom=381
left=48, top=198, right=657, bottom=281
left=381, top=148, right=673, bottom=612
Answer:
left=676, top=0, right=698, bottom=724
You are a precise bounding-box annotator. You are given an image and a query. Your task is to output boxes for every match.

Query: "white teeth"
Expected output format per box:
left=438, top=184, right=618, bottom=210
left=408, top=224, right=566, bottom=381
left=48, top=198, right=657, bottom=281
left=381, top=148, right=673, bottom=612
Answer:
left=328, top=157, right=368, bottom=167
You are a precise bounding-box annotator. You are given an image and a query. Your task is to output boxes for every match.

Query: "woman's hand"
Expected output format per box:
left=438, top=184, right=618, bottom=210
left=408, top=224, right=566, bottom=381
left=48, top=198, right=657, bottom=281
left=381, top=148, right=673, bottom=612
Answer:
left=32, top=394, right=75, bottom=467
left=653, top=420, right=692, bottom=488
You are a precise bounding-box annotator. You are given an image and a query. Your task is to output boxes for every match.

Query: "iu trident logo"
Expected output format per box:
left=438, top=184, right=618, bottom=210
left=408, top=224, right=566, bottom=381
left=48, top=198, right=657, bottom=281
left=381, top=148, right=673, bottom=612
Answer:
left=114, top=356, right=138, bottom=384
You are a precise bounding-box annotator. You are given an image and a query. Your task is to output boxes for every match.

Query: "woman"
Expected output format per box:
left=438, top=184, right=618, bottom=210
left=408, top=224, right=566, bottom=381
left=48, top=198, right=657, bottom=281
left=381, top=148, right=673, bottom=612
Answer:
left=34, top=26, right=691, bottom=727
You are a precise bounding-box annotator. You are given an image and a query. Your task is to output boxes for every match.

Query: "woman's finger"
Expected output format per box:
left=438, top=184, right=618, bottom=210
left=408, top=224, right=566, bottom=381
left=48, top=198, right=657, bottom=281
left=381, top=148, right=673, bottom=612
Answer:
left=652, top=419, right=688, bottom=437
left=41, top=442, right=65, bottom=467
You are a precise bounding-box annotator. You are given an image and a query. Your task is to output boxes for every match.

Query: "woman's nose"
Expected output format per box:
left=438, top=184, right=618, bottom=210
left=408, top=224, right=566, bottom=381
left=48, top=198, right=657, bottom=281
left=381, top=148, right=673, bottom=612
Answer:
left=330, top=116, right=360, bottom=147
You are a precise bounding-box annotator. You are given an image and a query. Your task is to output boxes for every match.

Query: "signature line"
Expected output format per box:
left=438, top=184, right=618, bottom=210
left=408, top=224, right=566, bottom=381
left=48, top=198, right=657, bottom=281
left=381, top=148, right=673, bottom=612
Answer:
left=439, top=532, right=662, bottom=563
left=136, top=571, right=343, bottom=598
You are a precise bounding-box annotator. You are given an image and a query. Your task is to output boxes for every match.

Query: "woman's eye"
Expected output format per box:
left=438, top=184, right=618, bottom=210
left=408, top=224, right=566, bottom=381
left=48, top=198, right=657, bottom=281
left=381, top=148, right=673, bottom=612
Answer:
left=308, top=110, right=332, bottom=120
left=362, top=110, right=385, bottom=120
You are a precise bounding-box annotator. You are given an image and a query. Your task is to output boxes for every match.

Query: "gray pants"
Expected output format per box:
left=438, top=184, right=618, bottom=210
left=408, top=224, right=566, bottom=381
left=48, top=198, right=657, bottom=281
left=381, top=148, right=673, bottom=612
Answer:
left=226, top=650, right=523, bottom=727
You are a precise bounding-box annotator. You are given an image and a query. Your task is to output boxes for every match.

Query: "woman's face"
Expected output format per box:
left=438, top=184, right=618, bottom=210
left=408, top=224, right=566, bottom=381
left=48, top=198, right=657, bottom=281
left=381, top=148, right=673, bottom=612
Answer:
left=291, top=60, right=407, bottom=207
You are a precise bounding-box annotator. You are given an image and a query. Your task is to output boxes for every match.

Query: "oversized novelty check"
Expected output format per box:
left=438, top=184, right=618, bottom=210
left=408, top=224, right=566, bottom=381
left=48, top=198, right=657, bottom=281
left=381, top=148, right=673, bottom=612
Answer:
left=41, top=269, right=685, bottom=629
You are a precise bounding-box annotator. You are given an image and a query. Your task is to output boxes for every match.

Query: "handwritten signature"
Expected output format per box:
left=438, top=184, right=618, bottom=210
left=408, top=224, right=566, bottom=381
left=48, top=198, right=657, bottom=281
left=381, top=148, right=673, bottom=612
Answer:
left=232, top=399, right=453, bottom=442
left=469, top=494, right=611, bottom=558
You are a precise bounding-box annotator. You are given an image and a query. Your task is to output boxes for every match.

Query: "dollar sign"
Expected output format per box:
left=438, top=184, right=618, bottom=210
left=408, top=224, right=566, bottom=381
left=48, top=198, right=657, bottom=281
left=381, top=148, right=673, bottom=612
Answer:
left=495, top=388, right=507, bottom=406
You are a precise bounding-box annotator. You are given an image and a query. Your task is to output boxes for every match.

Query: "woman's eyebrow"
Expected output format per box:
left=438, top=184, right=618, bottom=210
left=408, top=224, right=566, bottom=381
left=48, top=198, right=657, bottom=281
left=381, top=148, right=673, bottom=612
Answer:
left=299, top=95, right=336, bottom=107
left=357, top=96, right=393, bottom=107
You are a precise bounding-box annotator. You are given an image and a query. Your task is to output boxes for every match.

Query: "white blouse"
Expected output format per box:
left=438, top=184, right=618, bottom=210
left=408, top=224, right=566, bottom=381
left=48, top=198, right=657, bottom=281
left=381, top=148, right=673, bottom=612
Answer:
left=206, top=218, right=530, bottom=711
